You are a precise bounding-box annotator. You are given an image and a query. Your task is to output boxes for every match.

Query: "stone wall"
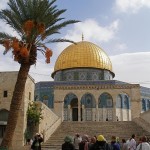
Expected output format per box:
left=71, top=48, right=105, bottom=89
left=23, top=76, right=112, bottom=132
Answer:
left=0, top=71, right=35, bottom=150
left=133, top=110, right=150, bottom=133
left=37, top=102, right=61, bottom=142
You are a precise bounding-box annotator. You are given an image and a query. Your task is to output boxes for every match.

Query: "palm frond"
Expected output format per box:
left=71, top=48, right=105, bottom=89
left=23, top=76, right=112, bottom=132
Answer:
left=44, top=38, right=77, bottom=44
left=0, top=32, right=14, bottom=40
left=45, top=20, right=80, bottom=38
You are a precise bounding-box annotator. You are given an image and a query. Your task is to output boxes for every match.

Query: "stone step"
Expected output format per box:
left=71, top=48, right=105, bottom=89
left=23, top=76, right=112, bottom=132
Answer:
left=41, top=121, right=150, bottom=149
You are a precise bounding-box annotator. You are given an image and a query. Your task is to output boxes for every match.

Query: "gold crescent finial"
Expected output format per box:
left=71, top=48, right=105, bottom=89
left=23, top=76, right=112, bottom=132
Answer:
left=82, top=33, right=84, bottom=41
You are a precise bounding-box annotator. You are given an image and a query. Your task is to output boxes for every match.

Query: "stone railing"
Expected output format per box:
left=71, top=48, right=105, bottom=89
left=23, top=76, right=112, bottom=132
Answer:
left=133, top=116, right=150, bottom=133
left=140, top=110, right=150, bottom=124
left=36, top=101, right=62, bottom=142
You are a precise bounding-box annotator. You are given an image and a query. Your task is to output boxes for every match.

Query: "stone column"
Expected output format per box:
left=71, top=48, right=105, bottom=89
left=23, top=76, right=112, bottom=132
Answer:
left=78, top=104, right=81, bottom=122
left=113, top=101, right=116, bottom=121
left=82, top=105, right=85, bottom=121
left=96, top=104, right=99, bottom=122
left=68, top=105, right=71, bottom=121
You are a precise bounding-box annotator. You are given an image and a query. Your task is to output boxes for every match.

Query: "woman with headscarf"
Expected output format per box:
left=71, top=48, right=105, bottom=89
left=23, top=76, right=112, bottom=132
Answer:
left=89, top=135, right=111, bottom=150
left=62, top=135, right=75, bottom=150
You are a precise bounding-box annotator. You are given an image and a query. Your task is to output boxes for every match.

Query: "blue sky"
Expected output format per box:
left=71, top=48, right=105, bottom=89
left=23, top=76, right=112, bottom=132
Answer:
left=1, top=0, right=150, bottom=87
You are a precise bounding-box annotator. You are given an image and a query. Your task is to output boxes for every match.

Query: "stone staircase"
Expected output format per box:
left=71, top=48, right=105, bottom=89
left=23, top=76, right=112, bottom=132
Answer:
left=41, top=121, right=150, bottom=150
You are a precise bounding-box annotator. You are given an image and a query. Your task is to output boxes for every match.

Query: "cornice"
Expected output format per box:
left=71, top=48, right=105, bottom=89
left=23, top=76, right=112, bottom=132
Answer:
left=54, top=84, right=140, bottom=90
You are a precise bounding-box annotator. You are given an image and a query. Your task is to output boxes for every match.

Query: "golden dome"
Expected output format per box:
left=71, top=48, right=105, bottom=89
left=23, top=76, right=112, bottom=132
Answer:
left=53, top=41, right=114, bottom=76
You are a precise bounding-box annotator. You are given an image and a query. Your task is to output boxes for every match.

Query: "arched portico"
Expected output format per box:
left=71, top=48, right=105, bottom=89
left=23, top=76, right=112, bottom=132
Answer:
left=54, top=87, right=137, bottom=122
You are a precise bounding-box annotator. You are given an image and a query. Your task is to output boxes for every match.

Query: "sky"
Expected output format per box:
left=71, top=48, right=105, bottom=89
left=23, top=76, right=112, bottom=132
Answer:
left=0, top=0, right=150, bottom=87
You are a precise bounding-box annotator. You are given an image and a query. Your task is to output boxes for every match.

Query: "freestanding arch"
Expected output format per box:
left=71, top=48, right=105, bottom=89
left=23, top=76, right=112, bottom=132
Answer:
left=116, top=93, right=130, bottom=121
left=63, top=93, right=78, bottom=121
left=98, top=92, right=113, bottom=121
left=81, top=93, right=96, bottom=121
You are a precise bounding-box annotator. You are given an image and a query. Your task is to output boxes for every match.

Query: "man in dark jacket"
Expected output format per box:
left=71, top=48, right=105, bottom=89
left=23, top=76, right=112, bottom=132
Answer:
left=31, top=133, right=43, bottom=150
left=90, top=135, right=111, bottom=150
left=110, top=136, right=120, bottom=150
left=62, top=135, right=75, bottom=150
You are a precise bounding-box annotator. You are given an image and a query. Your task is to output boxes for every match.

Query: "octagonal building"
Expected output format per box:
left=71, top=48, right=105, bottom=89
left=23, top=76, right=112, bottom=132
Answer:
left=35, top=40, right=150, bottom=122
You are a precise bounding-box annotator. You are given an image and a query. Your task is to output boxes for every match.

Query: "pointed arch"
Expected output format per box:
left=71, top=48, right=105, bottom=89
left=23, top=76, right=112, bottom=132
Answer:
left=117, top=93, right=130, bottom=109
left=81, top=93, right=96, bottom=108
left=98, top=92, right=113, bottom=108
left=64, top=93, right=78, bottom=108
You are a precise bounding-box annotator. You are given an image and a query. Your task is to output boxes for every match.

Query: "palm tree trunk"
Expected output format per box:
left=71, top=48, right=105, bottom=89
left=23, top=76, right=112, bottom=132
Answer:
left=0, top=63, right=31, bottom=148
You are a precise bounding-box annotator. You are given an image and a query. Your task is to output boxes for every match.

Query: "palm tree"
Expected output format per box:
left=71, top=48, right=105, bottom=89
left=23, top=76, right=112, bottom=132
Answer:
left=0, top=0, right=79, bottom=148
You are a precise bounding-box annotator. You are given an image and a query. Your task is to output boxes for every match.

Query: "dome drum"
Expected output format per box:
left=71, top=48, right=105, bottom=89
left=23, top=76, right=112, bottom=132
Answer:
left=53, top=68, right=114, bottom=81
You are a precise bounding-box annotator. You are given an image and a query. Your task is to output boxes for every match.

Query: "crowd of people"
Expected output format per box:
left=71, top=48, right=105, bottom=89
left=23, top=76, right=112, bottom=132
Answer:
left=62, top=133, right=150, bottom=150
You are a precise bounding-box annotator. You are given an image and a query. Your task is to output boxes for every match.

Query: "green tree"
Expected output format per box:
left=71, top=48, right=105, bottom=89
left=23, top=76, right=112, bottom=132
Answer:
left=0, top=0, right=79, bottom=148
left=27, top=102, right=43, bottom=126
left=26, top=102, right=43, bottom=140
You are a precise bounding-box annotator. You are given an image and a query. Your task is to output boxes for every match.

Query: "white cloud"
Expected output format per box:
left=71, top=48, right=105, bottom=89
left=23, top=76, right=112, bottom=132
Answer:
left=111, top=43, right=128, bottom=54
left=110, top=52, right=150, bottom=88
left=0, top=21, right=20, bottom=38
left=67, top=19, right=119, bottom=43
left=56, top=19, right=120, bottom=55
left=115, top=0, right=150, bottom=13
left=0, top=0, right=8, bottom=10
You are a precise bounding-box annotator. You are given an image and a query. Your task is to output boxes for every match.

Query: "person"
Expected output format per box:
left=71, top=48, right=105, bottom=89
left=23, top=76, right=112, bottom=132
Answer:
left=31, top=133, right=43, bottom=150
left=89, top=134, right=111, bottom=150
left=121, top=139, right=128, bottom=150
left=88, top=136, right=96, bottom=149
left=137, top=137, right=142, bottom=146
left=79, top=134, right=89, bottom=150
left=62, top=135, right=75, bottom=150
left=136, top=136, right=150, bottom=150
left=128, top=134, right=136, bottom=150
left=116, top=137, right=121, bottom=148
left=110, top=136, right=120, bottom=150
left=74, top=133, right=82, bottom=150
